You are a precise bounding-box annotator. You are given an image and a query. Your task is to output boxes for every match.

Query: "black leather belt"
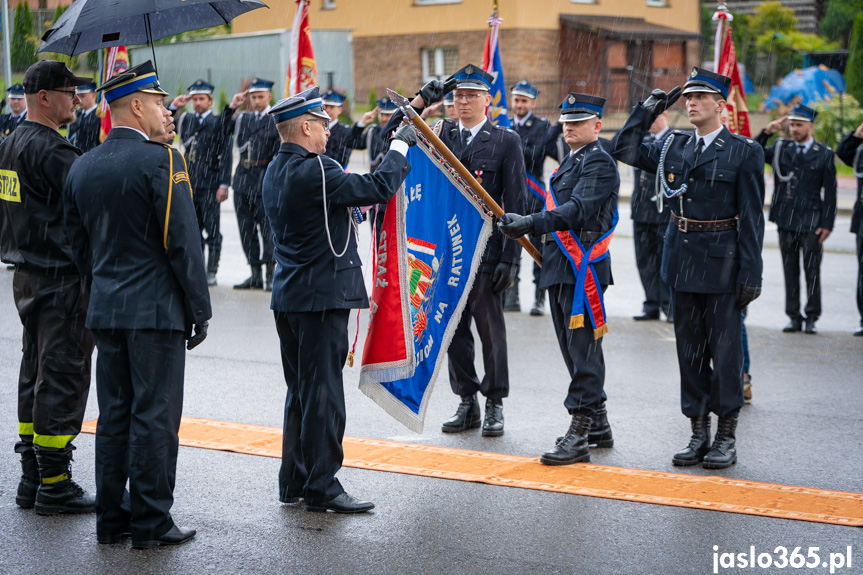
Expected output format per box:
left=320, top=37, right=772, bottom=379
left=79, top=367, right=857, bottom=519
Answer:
left=541, top=230, right=602, bottom=245
left=671, top=213, right=738, bottom=233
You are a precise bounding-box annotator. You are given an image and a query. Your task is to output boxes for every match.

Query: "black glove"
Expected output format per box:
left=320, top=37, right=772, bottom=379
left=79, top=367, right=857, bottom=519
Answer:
left=642, top=86, right=682, bottom=121
left=491, top=262, right=518, bottom=294
left=735, top=284, right=761, bottom=309
left=187, top=320, right=209, bottom=350
left=392, top=123, right=417, bottom=147
left=416, top=78, right=457, bottom=107
left=497, top=213, right=534, bottom=240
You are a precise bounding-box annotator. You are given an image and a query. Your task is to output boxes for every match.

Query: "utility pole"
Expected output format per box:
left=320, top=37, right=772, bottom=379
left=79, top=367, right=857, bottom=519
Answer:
left=2, top=0, right=12, bottom=91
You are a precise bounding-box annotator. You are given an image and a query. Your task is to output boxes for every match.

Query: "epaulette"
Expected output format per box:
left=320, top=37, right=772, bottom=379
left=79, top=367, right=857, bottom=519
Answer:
left=729, top=132, right=758, bottom=146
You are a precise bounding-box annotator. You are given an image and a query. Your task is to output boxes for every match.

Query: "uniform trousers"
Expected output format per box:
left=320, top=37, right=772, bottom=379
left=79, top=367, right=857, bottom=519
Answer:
left=447, top=270, right=509, bottom=401
left=856, top=231, right=863, bottom=326
left=547, top=283, right=606, bottom=416
left=234, top=191, right=273, bottom=267
left=12, top=270, right=93, bottom=456
left=778, top=228, right=822, bottom=320
left=633, top=221, right=670, bottom=316
left=672, top=290, right=743, bottom=419
left=193, top=186, right=222, bottom=257
left=275, top=309, right=349, bottom=505
left=91, top=329, right=185, bottom=542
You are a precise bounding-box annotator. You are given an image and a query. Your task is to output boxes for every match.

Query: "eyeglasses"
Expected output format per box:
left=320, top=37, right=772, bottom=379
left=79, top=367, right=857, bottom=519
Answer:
left=51, top=89, right=78, bottom=99
left=308, top=118, right=330, bottom=130
left=453, top=93, right=483, bottom=102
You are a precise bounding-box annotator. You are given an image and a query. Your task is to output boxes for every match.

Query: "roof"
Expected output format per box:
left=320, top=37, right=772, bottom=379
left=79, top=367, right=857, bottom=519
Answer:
left=559, top=15, right=702, bottom=42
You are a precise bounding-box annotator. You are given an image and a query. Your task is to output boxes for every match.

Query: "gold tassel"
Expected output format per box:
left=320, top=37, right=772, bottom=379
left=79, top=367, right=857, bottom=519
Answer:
left=593, top=324, right=609, bottom=340
left=347, top=352, right=354, bottom=368
left=569, top=315, right=584, bottom=329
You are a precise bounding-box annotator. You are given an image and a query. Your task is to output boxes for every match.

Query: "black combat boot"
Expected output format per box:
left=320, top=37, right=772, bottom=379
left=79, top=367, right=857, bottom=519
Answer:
left=529, top=287, right=545, bottom=316
left=16, top=448, right=39, bottom=509
left=702, top=416, right=738, bottom=469
left=206, top=250, right=220, bottom=286
left=672, top=415, right=711, bottom=466
left=34, top=446, right=96, bottom=515
left=234, top=265, right=263, bottom=290
left=542, top=413, right=592, bottom=465
left=441, top=395, right=481, bottom=433
left=481, top=398, right=504, bottom=437
left=265, top=263, right=274, bottom=292
left=587, top=402, right=613, bottom=447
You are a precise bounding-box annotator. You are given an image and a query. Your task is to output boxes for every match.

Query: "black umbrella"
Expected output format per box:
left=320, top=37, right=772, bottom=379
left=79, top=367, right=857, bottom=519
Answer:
left=38, top=0, right=268, bottom=58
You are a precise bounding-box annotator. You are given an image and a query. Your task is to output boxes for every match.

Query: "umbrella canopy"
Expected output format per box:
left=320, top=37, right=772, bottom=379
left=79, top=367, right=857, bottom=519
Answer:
left=38, top=0, right=268, bottom=56
left=760, top=65, right=846, bottom=112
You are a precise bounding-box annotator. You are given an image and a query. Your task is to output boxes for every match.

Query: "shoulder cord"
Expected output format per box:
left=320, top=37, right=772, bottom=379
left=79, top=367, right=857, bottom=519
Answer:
left=854, top=144, right=863, bottom=179
left=319, top=155, right=356, bottom=258
left=772, top=139, right=795, bottom=182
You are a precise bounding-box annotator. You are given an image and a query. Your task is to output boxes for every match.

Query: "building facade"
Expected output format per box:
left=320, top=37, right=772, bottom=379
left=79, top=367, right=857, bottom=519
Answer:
left=232, top=0, right=702, bottom=115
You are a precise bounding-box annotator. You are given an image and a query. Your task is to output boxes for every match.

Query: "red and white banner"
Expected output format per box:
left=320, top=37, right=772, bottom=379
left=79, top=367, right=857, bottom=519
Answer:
left=285, top=0, right=318, bottom=97
left=97, top=45, right=129, bottom=142
left=714, top=10, right=751, bottom=137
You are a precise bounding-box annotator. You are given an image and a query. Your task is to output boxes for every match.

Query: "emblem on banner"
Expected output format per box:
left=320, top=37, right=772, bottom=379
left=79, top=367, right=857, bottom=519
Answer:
left=407, top=237, right=441, bottom=341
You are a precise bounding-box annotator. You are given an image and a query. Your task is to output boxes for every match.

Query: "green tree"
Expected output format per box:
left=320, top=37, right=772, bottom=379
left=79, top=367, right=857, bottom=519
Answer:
left=821, top=0, right=863, bottom=47
left=11, top=3, right=37, bottom=71
left=812, top=94, right=863, bottom=148
left=847, top=12, right=863, bottom=103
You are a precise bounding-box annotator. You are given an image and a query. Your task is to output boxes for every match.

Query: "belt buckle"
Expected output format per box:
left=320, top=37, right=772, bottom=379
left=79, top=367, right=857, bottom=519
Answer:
left=677, top=216, right=688, bottom=233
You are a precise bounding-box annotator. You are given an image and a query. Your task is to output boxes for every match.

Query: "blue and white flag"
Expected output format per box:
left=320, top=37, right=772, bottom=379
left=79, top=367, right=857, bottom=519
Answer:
left=482, top=12, right=511, bottom=129
left=359, top=130, right=493, bottom=432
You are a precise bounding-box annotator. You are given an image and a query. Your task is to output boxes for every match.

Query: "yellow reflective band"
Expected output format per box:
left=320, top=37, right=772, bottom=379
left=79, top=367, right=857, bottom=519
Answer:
left=0, top=169, right=21, bottom=202
left=33, top=433, right=77, bottom=449
left=18, top=421, right=34, bottom=436
left=42, top=473, right=70, bottom=485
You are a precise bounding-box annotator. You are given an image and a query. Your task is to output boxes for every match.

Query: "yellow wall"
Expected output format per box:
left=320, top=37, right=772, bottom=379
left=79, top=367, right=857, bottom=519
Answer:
left=233, top=0, right=701, bottom=38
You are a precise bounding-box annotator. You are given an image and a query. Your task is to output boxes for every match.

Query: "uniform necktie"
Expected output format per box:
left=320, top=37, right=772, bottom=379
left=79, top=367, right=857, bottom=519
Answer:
left=461, top=128, right=471, bottom=147
left=694, top=138, right=704, bottom=160
left=197, top=113, right=202, bottom=124
left=797, top=144, right=805, bottom=155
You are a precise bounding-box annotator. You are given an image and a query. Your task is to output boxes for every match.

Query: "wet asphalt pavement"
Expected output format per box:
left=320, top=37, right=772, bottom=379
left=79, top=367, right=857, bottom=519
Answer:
left=1, top=152, right=861, bottom=574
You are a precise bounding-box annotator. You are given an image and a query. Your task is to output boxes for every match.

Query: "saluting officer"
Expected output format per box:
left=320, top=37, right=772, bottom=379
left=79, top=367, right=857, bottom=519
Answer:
left=384, top=64, right=526, bottom=437
left=612, top=68, right=765, bottom=469
left=172, top=80, right=233, bottom=286
left=262, top=87, right=416, bottom=513
left=223, top=78, right=281, bottom=291
left=442, top=92, right=458, bottom=120
left=64, top=61, right=210, bottom=548
left=755, top=105, right=836, bottom=335
left=499, top=93, right=619, bottom=465
left=0, top=83, right=28, bottom=141
left=321, top=89, right=363, bottom=169
left=836, top=122, right=863, bottom=337
left=631, top=111, right=672, bottom=322
left=508, top=80, right=557, bottom=316
left=67, top=82, right=101, bottom=153
left=0, top=60, right=95, bottom=515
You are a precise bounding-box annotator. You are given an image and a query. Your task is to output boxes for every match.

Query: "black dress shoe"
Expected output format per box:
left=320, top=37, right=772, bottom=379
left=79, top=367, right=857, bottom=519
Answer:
left=306, top=492, right=374, bottom=514
left=782, top=317, right=803, bottom=332
left=98, top=526, right=132, bottom=544
left=132, top=525, right=196, bottom=549
left=481, top=399, right=504, bottom=437
left=804, top=317, right=817, bottom=334
left=441, top=395, right=481, bottom=433
left=633, top=312, right=660, bottom=321
left=855, top=327, right=863, bottom=337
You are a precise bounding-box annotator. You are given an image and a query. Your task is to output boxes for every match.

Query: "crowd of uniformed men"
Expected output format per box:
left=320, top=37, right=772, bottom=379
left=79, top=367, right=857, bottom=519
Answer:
left=1, top=54, right=862, bottom=546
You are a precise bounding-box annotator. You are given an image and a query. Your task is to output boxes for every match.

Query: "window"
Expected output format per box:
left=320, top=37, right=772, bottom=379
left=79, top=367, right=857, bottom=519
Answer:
left=415, top=0, right=461, bottom=5
left=421, top=47, right=459, bottom=81
left=323, top=0, right=336, bottom=8
left=646, top=0, right=667, bottom=6
left=570, top=0, right=596, bottom=4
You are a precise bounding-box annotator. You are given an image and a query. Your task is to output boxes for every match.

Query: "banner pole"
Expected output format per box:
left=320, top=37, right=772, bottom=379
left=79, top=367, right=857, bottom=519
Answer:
left=388, top=89, right=542, bottom=266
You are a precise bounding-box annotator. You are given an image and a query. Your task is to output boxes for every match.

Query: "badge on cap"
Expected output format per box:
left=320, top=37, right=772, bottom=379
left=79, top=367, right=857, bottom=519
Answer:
left=690, top=69, right=698, bottom=78
left=568, top=95, right=576, bottom=104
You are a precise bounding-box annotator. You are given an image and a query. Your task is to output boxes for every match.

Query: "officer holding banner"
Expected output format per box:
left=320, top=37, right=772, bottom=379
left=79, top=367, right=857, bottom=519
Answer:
left=499, top=93, right=618, bottom=465
left=611, top=68, right=764, bottom=470
left=262, top=86, right=416, bottom=513
left=385, top=64, right=526, bottom=438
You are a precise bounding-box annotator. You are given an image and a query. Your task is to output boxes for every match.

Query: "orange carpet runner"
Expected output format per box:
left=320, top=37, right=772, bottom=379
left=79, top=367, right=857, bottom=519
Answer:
left=81, top=417, right=863, bottom=527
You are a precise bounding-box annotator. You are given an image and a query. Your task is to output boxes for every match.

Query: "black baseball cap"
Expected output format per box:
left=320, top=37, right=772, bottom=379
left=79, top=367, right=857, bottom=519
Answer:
left=23, top=60, right=92, bottom=94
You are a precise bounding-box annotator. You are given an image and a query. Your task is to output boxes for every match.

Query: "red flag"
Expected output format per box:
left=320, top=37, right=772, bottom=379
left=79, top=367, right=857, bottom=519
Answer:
left=97, top=46, right=130, bottom=142
left=286, top=0, right=317, bottom=97
left=717, top=28, right=751, bottom=137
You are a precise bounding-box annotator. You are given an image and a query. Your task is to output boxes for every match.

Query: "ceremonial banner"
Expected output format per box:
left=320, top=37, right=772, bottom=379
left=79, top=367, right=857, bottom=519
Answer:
left=481, top=12, right=510, bottom=128
left=713, top=8, right=751, bottom=137
left=97, top=46, right=129, bottom=142
left=286, top=0, right=317, bottom=97
left=360, top=132, right=493, bottom=432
